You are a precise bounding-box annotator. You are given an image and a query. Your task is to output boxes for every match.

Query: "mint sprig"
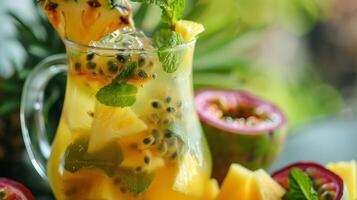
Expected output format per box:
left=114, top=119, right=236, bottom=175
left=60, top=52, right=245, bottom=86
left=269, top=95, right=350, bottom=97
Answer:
left=283, top=168, right=319, bottom=200
left=131, top=0, right=185, bottom=28
left=96, top=62, right=138, bottom=107
left=153, top=29, right=184, bottom=73
left=96, top=83, right=137, bottom=107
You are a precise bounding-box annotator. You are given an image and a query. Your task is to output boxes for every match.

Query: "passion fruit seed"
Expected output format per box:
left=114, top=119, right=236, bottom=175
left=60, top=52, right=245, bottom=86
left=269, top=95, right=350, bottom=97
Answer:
left=138, top=70, right=148, bottom=78
left=116, top=55, right=128, bottom=63
left=45, top=1, right=58, bottom=11
left=144, top=156, right=151, bottom=165
left=86, top=61, right=97, bottom=69
left=170, top=152, right=178, bottom=160
left=74, top=62, right=81, bottom=71
left=164, top=131, right=173, bottom=138
left=86, top=52, right=95, bottom=61
left=138, top=56, right=146, bottom=67
left=135, top=166, right=143, bottom=173
left=87, top=0, right=101, bottom=8
left=166, top=107, right=176, bottom=113
left=142, top=136, right=155, bottom=146
left=107, top=60, right=119, bottom=74
left=151, top=101, right=162, bottom=109
left=152, top=129, right=160, bottom=138
left=165, top=96, right=172, bottom=103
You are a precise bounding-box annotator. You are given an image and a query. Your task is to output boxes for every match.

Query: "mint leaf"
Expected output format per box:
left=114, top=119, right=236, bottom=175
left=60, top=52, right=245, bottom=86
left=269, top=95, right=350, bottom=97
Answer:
left=64, top=136, right=123, bottom=176
left=283, top=168, right=319, bottom=200
left=114, top=168, right=155, bottom=195
left=153, top=29, right=185, bottom=73
left=96, top=83, right=137, bottom=107
left=132, top=0, right=185, bottom=27
left=167, top=122, right=188, bottom=156
left=114, top=62, right=137, bottom=83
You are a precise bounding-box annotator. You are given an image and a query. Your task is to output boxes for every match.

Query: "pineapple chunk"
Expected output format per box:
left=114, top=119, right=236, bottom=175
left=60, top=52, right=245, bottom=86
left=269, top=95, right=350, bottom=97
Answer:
left=327, top=160, right=356, bottom=200
left=217, top=164, right=285, bottom=200
left=202, top=179, right=220, bottom=200
left=88, top=103, right=147, bottom=153
left=216, top=164, right=253, bottom=200
left=172, top=153, right=206, bottom=197
left=64, top=80, right=95, bottom=132
left=251, top=169, right=286, bottom=200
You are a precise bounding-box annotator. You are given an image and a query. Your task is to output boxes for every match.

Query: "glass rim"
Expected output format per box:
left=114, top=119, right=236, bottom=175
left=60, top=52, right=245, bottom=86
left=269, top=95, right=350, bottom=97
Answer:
left=64, top=38, right=196, bottom=55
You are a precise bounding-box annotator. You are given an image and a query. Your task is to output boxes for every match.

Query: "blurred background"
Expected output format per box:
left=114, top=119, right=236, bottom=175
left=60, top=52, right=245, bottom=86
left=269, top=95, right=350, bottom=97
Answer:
left=1, top=0, right=357, bottom=198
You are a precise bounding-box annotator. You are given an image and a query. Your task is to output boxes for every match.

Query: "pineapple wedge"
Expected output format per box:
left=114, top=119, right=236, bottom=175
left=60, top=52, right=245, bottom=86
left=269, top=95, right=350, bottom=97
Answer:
left=88, top=102, right=147, bottom=153
left=175, top=20, right=205, bottom=42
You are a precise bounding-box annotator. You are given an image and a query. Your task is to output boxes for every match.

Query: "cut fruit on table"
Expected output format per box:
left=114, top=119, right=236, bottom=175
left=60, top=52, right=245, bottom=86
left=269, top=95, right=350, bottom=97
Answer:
left=216, top=163, right=285, bottom=200
left=88, top=102, right=148, bottom=153
left=39, top=0, right=133, bottom=44
left=195, top=89, right=287, bottom=182
left=327, top=160, right=356, bottom=200
left=202, top=179, right=220, bottom=200
left=272, top=161, right=350, bottom=200
left=0, top=178, right=35, bottom=200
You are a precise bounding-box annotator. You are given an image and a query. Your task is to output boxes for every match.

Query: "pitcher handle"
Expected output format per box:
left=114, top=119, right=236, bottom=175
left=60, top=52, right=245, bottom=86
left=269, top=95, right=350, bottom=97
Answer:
left=20, top=54, right=67, bottom=181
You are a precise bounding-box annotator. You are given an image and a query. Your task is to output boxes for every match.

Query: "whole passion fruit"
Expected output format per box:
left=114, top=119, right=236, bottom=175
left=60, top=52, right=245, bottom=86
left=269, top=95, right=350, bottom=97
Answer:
left=0, top=178, right=35, bottom=200
left=272, top=162, right=345, bottom=200
left=195, top=89, right=287, bottom=182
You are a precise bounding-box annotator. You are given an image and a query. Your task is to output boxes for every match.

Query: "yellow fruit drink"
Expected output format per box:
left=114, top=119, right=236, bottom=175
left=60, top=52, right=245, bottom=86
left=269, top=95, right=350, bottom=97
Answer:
left=39, top=1, right=211, bottom=199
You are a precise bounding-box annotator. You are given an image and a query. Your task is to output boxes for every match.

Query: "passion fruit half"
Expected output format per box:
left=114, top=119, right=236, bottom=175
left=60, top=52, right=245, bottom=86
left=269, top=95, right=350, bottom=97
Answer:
left=195, top=89, right=287, bottom=182
left=272, top=161, right=345, bottom=200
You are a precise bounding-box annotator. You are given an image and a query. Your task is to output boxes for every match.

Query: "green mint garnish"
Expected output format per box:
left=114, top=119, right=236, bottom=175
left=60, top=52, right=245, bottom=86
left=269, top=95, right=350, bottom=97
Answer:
left=96, top=83, right=137, bottom=107
left=114, top=168, right=155, bottom=195
left=64, top=136, right=123, bottom=176
left=153, top=29, right=185, bottom=73
left=114, top=62, right=137, bottom=83
left=96, top=62, right=138, bottom=107
left=283, top=168, right=319, bottom=200
left=131, top=0, right=185, bottom=28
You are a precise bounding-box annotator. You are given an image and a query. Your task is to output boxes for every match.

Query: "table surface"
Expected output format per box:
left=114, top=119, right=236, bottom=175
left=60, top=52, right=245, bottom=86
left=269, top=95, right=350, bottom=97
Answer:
left=1, top=116, right=356, bottom=199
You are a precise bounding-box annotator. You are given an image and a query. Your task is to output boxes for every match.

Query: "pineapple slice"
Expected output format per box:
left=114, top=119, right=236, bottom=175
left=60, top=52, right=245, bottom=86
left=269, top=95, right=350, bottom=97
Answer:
left=88, top=102, right=148, bottom=153
left=64, top=79, right=95, bottom=132
left=175, top=20, right=205, bottom=42
left=327, top=160, right=356, bottom=200
left=39, top=0, right=134, bottom=45
left=172, top=153, right=206, bottom=197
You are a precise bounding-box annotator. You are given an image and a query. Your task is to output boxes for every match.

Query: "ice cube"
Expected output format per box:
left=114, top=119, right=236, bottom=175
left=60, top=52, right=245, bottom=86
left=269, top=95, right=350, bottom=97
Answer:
left=89, top=27, right=153, bottom=50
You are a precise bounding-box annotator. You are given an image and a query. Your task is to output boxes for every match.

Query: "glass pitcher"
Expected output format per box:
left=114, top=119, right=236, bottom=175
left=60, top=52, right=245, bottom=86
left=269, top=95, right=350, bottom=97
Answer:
left=20, top=39, right=211, bottom=200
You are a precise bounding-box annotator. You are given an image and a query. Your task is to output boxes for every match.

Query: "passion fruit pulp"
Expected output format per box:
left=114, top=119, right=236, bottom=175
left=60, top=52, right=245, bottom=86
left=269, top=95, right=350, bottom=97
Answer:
left=195, top=89, right=287, bottom=182
left=272, top=162, right=345, bottom=200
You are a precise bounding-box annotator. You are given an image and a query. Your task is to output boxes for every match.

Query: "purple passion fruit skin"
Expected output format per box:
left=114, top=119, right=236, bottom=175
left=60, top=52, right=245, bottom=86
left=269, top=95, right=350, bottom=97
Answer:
left=272, top=161, right=346, bottom=200
left=195, top=89, right=287, bottom=182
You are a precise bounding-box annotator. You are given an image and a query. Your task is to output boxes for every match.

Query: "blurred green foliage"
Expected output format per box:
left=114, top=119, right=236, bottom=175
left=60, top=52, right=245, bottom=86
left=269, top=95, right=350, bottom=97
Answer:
left=0, top=0, right=343, bottom=131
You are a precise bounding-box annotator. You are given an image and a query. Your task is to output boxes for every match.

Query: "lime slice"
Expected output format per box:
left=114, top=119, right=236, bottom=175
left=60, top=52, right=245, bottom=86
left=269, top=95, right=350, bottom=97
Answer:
left=175, top=20, right=205, bottom=42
